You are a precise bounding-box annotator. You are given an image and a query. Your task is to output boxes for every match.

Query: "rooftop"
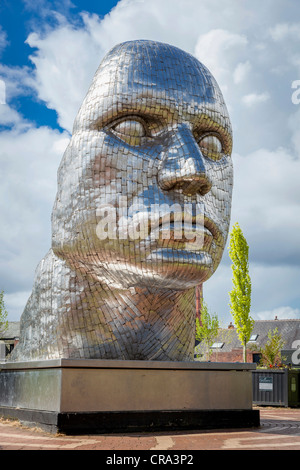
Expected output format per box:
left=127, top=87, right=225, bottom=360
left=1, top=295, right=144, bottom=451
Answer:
left=195, top=318, right=300, bottom=354
left=0, top=322, right=20, bottom=340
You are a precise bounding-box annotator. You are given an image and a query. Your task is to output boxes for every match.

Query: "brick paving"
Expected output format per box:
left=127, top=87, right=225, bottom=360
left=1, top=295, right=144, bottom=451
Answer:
left=1, top=408, right=300, bottom=450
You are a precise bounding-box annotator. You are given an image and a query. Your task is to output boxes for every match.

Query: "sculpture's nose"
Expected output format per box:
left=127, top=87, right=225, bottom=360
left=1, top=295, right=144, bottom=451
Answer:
left=158, top=124, right=212, bottom=196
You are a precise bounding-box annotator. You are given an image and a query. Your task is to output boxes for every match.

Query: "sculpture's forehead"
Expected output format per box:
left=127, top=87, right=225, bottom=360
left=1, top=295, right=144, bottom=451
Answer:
left=75, top=41, right=231, bottom=133
left=105, top=43, right=216, bottom=98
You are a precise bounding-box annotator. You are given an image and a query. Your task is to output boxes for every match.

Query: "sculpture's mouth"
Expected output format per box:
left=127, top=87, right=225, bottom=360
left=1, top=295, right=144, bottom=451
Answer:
left=147, top=213, right=220, bottom=248
left=142, top=213, right=223, bottom=273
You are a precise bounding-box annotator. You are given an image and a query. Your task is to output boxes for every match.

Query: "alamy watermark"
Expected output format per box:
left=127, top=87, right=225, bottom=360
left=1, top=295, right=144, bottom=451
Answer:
left=291, top=340, right=300, bottom=365
left=95, top=196, right=207, bottom=251
left=291, top=80, right=300, bottom=105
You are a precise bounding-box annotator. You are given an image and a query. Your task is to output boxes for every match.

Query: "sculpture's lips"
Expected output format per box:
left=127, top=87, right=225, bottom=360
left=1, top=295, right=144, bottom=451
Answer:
left=148, top=213, right=218, bottom=243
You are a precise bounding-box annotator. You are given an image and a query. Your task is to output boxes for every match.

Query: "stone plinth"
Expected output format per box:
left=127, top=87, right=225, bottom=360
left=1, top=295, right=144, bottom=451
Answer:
left=0, top=359, right=259, bottom=433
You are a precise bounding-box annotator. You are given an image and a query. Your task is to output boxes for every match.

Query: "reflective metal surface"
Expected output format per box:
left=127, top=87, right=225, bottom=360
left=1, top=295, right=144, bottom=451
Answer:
left=11, top=40, right=233, bottom=362
left=1, top=360, right=254, bottom=413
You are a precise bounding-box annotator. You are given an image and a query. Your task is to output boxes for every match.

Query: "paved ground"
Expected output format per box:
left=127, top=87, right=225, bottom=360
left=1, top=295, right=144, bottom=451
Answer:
left=1, top=408, right=300, bottom=451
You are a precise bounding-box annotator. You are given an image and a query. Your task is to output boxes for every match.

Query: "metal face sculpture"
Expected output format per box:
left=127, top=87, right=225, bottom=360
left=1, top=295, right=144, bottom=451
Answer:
left=11, top=40, right=233, bottom=362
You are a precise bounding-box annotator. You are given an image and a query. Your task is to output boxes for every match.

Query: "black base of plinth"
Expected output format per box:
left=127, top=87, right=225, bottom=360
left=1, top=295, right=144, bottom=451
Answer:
left=0, top=407, right=260, bottom=434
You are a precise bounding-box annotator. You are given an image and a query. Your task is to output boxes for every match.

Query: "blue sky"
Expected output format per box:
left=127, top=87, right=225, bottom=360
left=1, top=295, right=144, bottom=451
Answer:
left=1, top=0, right=300, bottom=325
left=0, top=0, right=120, bottom=129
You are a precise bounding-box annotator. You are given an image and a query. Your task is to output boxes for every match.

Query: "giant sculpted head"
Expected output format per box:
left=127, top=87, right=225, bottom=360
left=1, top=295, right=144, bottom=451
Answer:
left=12, top=40, right=233, bottom=362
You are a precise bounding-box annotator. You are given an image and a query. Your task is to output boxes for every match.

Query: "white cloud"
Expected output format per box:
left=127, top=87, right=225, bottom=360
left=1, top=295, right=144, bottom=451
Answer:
left=0, top=81, right=6, bottom=106
left=0, top=103, right=27, bottom=128
left=0, top=64, right=35, bottom=102
left=256, top=306, right=300, bottom=320
left=231, top=147, right=300, bottom=266
left=26, top=21, right=103, bottom=132
left=267, top=21, right=300, bottom=81
left=194, top=29, right=248, bottom=85
left=241, top=92, right=270, bottom=107
left=269, top=22, right=300, bottom=42
left=0, top=113, right=69, bottom=299
left=233, top=61, right=252, bottom=84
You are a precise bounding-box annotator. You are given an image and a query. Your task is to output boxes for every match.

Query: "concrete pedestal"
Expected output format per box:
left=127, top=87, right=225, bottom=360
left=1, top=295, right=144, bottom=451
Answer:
left=0, top=359, right=259, bottom=433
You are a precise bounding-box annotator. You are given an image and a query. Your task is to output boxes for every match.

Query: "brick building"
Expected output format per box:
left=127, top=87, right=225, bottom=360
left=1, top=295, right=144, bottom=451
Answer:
left=195, top=318, right=300, bottom=365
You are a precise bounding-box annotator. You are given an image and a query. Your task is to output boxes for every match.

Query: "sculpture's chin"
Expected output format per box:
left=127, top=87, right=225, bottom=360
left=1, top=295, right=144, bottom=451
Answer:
left=86, top=257, right=215, bottom=291
left=53, top=241, right=221, bottom=290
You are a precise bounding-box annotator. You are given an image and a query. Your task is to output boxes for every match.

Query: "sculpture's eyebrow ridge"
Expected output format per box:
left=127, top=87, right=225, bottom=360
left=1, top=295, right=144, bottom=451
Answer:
left=87, top=94, right=231, bottom=155
left=89, top=89, right=229, bottom=129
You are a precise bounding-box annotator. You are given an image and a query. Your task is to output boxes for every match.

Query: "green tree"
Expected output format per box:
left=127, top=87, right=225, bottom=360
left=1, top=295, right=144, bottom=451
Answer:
left=254, top=328, right=285, bottom=368
left=195, top=300, right=220, bottom=361
left=0, top=290, right=8, bottom=337
left=228, top=222, right=254, bottom=362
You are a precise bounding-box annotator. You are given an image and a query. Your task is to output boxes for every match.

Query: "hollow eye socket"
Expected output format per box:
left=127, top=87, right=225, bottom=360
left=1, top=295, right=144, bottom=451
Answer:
left=110, top=118, right=147, bottom=146
left=198, top=135, right=223, bottom=161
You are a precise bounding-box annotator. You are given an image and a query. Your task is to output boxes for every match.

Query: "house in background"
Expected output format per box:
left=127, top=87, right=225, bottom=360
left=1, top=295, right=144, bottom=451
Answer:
left=195, top=318, right=300, bottom=366
left=0, top=322, right=20, bottom=361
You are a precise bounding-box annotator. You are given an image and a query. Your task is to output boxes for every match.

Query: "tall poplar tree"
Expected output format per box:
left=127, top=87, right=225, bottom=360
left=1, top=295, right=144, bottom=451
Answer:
left=228, top=223, right=254, bottom=362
